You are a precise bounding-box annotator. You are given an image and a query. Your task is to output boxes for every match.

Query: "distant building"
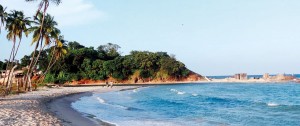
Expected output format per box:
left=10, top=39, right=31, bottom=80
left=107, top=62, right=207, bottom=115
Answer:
left=276, top=74, right=285, bottom=80
left=0, top=70, right=8, bottom=78
left=14, top=70, right=24, bottom=78
left=263, top=73, right=270, bottom=79
left=0, top=70, right=24, bottom=79
left=234, top=73, right=248, bottom=80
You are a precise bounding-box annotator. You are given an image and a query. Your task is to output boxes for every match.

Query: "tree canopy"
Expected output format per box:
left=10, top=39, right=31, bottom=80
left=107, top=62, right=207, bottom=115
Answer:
left=16, top=42, right=191, bottom=84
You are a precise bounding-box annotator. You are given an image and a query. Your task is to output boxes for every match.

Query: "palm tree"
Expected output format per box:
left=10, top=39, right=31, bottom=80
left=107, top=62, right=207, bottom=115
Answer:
left=25, top=12, right=60, bottom=91
left=24, top=0, right=61, bottom=66
left=25, top=0, right=61, bottom=18
left=29, top=12, right=60, bottom=66
left=0, top=4, right=7, bottom=33
left=38, top=36, right=67, bottom=83
left=47, top=35, right=67, bottom=71
left=5, top=10, right=31, bottom=90
left=6, top=11, right=31, bottom=60
left=24, top=0, right=61, bottom=91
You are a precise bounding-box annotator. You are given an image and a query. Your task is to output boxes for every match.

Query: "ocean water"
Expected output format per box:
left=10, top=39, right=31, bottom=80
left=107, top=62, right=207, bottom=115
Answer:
left=208, top=74, right=300, bottom=79
left=207, top=75, right=264, bottom=79
left=72, top=83, right=300, bottom=126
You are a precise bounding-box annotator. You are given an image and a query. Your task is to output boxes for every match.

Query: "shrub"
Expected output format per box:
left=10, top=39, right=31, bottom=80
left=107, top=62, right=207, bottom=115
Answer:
left=140, top=70, right=151, bottom=78
left=67, top=73, right=81, bottom=82
left=56, top=71, right=67, bottom=84
left=44, top=73, right=55, bottom=83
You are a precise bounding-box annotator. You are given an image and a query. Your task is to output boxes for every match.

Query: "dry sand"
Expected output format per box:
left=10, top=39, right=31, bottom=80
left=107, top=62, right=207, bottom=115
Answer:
left=0, top=86, right=137, bottom=126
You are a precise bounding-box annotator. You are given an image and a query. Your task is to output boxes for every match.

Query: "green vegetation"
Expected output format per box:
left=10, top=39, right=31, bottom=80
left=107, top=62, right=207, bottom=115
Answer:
left=23, top=42, right=191, bottom=84
left=0, top=61, right=6, bottom=70
left=0, top=1, right=196, bottom=96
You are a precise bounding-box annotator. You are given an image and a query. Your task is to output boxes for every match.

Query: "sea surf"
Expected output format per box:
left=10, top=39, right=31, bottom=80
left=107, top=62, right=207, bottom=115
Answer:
left=71, top=83, right=300, bottom=126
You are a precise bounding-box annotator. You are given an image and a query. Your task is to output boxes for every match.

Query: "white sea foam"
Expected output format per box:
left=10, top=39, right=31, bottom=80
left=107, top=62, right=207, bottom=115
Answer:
left=96, top=97, right=129, bottom=109
left=133, top=89, right=137, bottom=92
left=115, top=120, right=182, bottom=126
left=192, top=93, right=198, bottom=96
left=267, top=102, right=279, bottom=107
left=177, top=91, right=185, bottom=95
left=170, top=89, right=177, bottom=92
left=96, top=97, right=106, bottom=104
left=100, top=119, right=119, bottom=126
left=113, top=104, right=128, bottom=109
left=171, top=89, right=186, bottom=95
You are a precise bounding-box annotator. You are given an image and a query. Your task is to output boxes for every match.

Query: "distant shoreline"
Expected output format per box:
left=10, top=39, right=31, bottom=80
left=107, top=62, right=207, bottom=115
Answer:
left=63, top=80, right=208, bottom=87
left=63, top=79, right=299, bottom=87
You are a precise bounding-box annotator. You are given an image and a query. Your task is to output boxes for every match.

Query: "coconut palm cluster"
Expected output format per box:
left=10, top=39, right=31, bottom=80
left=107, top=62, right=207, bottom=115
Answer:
left=0, top=0, right=64, bottom=95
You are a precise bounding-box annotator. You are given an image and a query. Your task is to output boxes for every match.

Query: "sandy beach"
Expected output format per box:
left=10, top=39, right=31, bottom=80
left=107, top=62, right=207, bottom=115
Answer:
left=0, top=86, right=137, bottom=126
left=0, top=81, right=297, bottom=126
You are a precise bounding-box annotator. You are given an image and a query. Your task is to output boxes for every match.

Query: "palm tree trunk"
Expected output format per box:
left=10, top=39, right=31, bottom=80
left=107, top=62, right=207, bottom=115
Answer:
left=35, top=1, right=44, bottom=18
left=38, top=46, right=56, bottom=82
left=7, top=65, right=17, bottom=94
left=10, top=39, right=22, bottom=92
left=13, top=39, right=22, bottom=61
left=26, top=3, right=49, bottom=91
left=24, top=2, right=49, bottom=91
left=38, top=56, right=57, bottom=83
left=32, top=39, right=45, bottom=72
left=24, top=39, right=40, bottom=91
left=27, top=74, right=32, bottom=91
left=46, top=46, right=56, bottom=71
left=44, top=45, right=57, bottom=73
left=27, top=38, right=46, bottom=87
left=5, top=40, right=16, bottom=88
left=2, top=45, right=14, bottom=85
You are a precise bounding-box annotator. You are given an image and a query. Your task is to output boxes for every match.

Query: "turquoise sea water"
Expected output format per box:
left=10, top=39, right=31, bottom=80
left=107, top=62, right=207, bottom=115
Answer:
left=208, top=74, right=300, bottom=79
left=72, top=83, right=300, bottom=126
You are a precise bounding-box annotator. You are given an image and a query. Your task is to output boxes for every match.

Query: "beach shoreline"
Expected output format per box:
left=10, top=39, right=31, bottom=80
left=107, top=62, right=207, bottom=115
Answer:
left=0, top=86, right=138, bottom=126
left=0, top=81, right=298, bottom=125
left=47, top=92, right=116, bottom=126
left=63, top=79, right=299, bottom=87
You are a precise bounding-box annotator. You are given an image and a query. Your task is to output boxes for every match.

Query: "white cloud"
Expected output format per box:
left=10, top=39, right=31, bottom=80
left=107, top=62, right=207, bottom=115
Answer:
left=0, top=0, right=36, bottom=15
left=0, top=0, right=106, bottom=27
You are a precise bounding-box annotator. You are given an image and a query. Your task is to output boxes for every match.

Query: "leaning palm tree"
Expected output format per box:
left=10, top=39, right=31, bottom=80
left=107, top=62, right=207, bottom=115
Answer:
left=29, top=12, right=60, bottom=67
left=5, top=10, right=31, bottom=90
left=45, top=35, right=67, bottom=73
left=25, top=12, right=60, bottom=91
left=24, top=0, right=61, bottom=65
left=24, top=0, right=61, bottom=91
left=37, top=36, right=67, bottom=83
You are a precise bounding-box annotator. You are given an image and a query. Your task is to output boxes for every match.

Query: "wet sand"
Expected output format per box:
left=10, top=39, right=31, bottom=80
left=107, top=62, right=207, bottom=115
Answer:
left=0, top=86, right=137, bottom=126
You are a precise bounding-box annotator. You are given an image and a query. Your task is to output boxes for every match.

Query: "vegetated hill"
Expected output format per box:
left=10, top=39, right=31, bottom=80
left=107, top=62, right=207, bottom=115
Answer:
left=67, top=70, right=205, bottom=85
left=19, top=42, right=206, bottom=84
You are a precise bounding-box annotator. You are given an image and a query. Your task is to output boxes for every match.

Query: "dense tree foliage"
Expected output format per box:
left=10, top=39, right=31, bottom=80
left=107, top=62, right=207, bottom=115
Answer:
left=20, top=55, right=31, bottom=67
left=0, top=60, right=6, bottom=70
left=14, top=42, right=191, bottom=84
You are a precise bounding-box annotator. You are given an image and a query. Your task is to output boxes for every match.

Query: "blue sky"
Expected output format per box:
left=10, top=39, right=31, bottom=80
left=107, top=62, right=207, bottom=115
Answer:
left=0, top=0, right=300, bottom=76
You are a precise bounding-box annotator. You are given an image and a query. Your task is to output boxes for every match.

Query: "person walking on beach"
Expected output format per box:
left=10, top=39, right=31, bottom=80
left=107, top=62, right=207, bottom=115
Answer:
left=105, top=81, right=109, bottom=87
left=109, top=81, right=113, bottom=88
